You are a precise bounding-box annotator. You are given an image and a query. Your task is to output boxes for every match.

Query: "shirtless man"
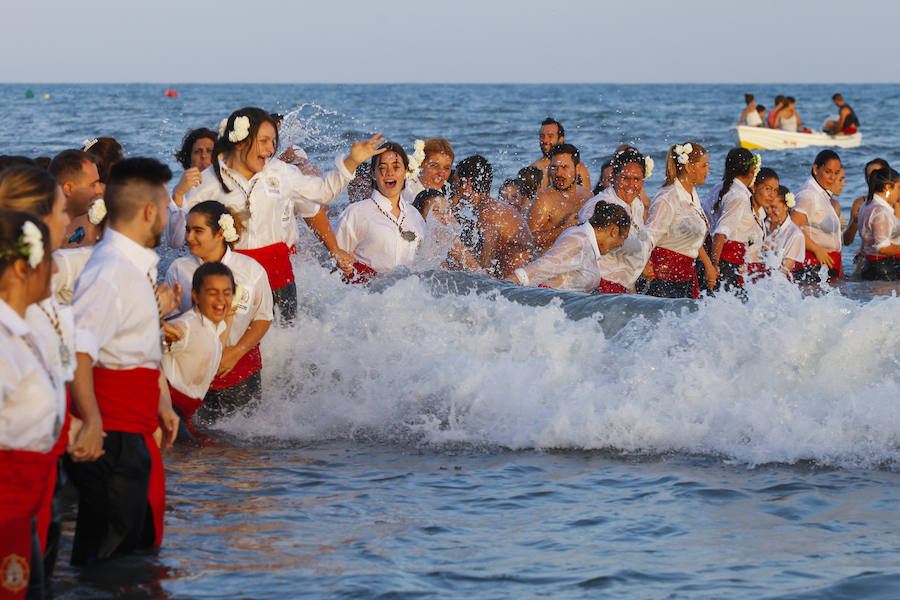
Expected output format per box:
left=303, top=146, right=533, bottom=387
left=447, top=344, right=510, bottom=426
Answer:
left=454, top=154, right=533, bottom=278
left=530, top=118, right=591, bottom=191
left=526, top=143, right=594, bottom=254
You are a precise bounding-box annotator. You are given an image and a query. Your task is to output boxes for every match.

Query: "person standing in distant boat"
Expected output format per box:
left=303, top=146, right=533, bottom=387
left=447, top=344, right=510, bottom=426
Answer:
left=774, top=97, right=805, bottom=131
left=530, top=118, right=591, bottom=191
left=767, top=95, right=785, bottom=128
left=739, top=94, right=762, bottom=127
left=824, top=94, right=860, bottom=135
left=791, top=150, right=843, bottom=282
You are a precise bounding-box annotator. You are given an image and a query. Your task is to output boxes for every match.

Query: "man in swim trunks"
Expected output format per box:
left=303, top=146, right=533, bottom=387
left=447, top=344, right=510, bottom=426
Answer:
left=526, top=143, right=594, bottom=254
left=824, top=94, right=860, bottom=135
left=530, top=118, right=591, bottom=191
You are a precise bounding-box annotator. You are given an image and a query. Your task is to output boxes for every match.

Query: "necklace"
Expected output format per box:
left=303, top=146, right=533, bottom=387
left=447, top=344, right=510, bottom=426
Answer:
left=223, top=169, right=259, bottom=215
left=372, top=198, right=418, bottom=242
left=37, top=301, right=71, bottom=368
left=147, top=273, right=170, bottom=351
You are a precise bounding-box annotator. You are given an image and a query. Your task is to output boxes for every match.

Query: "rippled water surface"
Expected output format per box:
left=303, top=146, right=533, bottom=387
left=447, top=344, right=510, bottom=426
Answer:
left=3, top=83, right=899, bottom=598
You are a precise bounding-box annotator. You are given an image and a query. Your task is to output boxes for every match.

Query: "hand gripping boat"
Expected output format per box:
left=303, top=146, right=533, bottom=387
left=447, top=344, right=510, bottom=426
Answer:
left=737, top=125, right=861, bottom=150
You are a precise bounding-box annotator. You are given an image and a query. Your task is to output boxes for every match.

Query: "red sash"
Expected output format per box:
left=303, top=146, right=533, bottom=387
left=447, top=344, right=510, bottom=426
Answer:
left=720, top=240, right=746, bottom=266
left=35, top=391, right=72, bottom=554
left=168, top=384, right=202, bottom=436
left=92, top=367, right=165, bottom=546
left=843, top=125, right=858, bottom=134
left=597, top=279, right=626, bottom=294
left=800, top=250, right=843, bottom=278
left=343, top=261, right=377, bottom=285
left=745, top=262, right=770, bottom=284
left=235, top=242, right=293, bottom=290
left=650, top=246, right=699, bottom=299
left=209, top=343, right=261, bottom=390
left=0, top=449, right=56, bottom=598
left=865, top=254, right=900, bottom=261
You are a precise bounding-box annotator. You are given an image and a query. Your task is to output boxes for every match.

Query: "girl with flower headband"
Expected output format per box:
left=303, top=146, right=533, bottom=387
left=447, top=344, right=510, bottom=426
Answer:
left=858, top=166, right=900, bottom=280
left=763, top=185, right=806, bottom=276
left=401, top=138, right=455, bottom=206
left=168, top=107, right=384, bottom=321
left=643, top=142, right=717, bottom=298
left=708, top=149, right=770, bottom=290
left=335, top=141, right=429, bottom=284
left=0, top=211, right=62, bottom=598
left=165, top=201, right=273, bottom=426
left=791, top=149, right=844, bottom=282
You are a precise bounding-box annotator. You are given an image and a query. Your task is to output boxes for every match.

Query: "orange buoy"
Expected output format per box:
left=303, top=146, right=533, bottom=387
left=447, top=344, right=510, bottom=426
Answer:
left=164, top=88, right=178, bottom=98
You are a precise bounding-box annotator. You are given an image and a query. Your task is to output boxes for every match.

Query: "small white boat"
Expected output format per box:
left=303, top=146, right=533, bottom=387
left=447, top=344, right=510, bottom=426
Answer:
left=736, top=125, right=862, bottom=151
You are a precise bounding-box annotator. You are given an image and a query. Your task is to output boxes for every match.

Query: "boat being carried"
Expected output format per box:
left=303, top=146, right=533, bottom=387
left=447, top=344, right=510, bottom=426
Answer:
left=737, top=125, right=861, bottom=151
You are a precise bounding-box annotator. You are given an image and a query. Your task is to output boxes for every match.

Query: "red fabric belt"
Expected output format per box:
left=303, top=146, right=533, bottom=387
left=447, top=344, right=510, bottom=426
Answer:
left=650, top=246, right=699, bottom=299
left=720, top=240, right=746, bottom=266
left=168, top=384, right=202, bottom=436
left=800, top=250, right=843, bottom=278
left=209, top=343, right=261, bottom=390
left=36, top=391, right=72, bottom=554
left=843, top=125, right=858, bottom=134
left=343, top=261, right=377, bottom=285
left=235, top=242, right=294, bottom=290
left=597, top=279, right=626, bottom=294
left=92, top=367, right=165, bottom=546
left=865, top=254, right=900, bottom=261
left=745, top=262, right=770, bottom=284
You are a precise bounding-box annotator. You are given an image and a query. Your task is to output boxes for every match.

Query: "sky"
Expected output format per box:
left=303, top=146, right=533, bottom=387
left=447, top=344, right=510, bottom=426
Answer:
left=2, top=0, right=898, bottom=83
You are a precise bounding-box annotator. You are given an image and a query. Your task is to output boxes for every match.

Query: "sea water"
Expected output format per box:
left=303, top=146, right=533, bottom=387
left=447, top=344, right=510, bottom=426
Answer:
left=3, top=84, right=900, bottom=598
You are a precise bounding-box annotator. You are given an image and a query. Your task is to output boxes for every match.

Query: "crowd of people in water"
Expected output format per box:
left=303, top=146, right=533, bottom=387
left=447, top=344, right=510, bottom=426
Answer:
left=739, top=93, right=860, bottom=135
left=1, top=102, right=899, bottom=597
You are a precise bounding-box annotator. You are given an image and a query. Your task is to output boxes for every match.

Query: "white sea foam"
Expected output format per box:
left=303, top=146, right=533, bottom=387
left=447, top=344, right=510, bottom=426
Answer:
left=218, top=257, right=900, bottom=469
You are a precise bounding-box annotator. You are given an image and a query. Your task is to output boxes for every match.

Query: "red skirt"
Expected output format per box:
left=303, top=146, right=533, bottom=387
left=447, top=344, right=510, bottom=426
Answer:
left=92, top=367, right=165, bottom=546
left=745, top=262, right=770, bottom=283
left=650, top=246, right=699, bottom=299
left=0, top=449, right=56, bottom=599
left=799, top=250, right=843, bottom=278
left=168, top=384, right=203, bottom=436
left=866, top=253, right=900, bottom=261
left=35, top=391, right=72, bottom=555
left=235, top=242, right=294, bottom=290
left=209, top=343, right=262, bottom=390
left=343, top=261, right=377, bottom=285
left=597, top=279, right=626, bottom=294
left=720, top=240, right=746, bottom=266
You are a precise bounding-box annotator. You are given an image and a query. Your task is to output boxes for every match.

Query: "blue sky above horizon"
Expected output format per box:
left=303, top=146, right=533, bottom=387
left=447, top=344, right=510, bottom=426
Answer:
left=3, top=0, right=897, bottom=84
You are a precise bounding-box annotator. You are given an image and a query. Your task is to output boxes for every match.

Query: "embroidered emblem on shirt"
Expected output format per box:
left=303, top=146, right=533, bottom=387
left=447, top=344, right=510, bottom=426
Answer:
left=232, top=285, right=251, bottom=314
left=1, top=554, right=29, bottom=592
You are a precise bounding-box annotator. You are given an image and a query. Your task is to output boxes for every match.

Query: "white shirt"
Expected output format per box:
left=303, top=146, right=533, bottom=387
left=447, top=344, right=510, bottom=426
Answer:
left=713, top=179, right=767, bottom=261
left=165, top=247, right=273, bottom=347
left=859, top=195, right=900, bottom=256
left=702, top=182, right=724, bottom=231
left=167, top=156, right=353, bottom=250
left=764, top=217, right=806, bottom=267
left=0, top=299, right=63, bottom=452
left=514, top=223, right=603, bottom=292
left=794, top=176, right=841, bottom=253
left=645, top=180, right=709, bottom=258
left=161, top=309, right=226, bottom=399
left=335, top=191, right=429, bottom=273
left=744, top=111, right=763, bottom=127
left=26, top=297, right=77, bottom=383
left=52, top=246, right=94, bottom=304
left=72, top=229, right=162, bottom=369
left=578, top=187, right=644, bottom=229
left=400, top=178, right=426, bottom=207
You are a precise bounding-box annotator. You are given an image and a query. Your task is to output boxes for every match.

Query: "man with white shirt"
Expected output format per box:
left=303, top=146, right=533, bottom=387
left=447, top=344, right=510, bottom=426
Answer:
left=65, top=157, right=180, bottom=565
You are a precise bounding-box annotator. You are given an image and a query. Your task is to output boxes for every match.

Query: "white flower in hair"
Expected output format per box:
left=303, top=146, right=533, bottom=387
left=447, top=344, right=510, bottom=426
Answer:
left=229, top=116, right=251, bottom=143
left=784, top=192, right=796, bottom=208
left=406, top=139, right=426, bottom=181
left=21, top=221, right=44, bottom=268
left=751, top=154, right=762, bottom=180
left=218, top=213, right=239, bottom=243
left=87, top=198, right=106, bottom=225
left=674, top=144, right=691, bottom=165
left=644, top=156, right=654, bottom=179
left=218, top=118, right=228, bottom=139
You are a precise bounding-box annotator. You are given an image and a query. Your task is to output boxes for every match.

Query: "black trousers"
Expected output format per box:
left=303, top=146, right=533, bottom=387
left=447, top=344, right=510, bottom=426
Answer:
left=646, top=278, right=694, bottom=299
left=64, top=431, right=154, bottom=565
left=197, top=370, right=262, bottom=425
left=861, top=257, right=900, bottom=281
left=272, top=282, right=297, bottom=325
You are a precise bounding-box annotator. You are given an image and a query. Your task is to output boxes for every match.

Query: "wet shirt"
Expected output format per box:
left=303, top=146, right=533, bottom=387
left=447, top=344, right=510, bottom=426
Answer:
left=764, top=217, right=806, bottom=267
left=859, top=195, right=900, bottom=256
left=514, top=222, right=604, bottom=292
left=578, top=187, right=644, bottom=229
left=645, top=180, right=709, bottom=259
left=161, top=309, right=226, bottom=400
left=794, top=176, right=842, bottom=253
left=713, top=180, right=766, bottom=261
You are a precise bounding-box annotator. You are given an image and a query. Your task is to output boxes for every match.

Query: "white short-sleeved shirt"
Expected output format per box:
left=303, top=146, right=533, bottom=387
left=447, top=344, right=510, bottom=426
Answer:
left=578, top=187, right=644, bottom=229
left=744, top=111, right=763, bottom=127
left=168, top=156, right=353, bottom=250
left=0, top=299, right=64, bottom=452
left=859, top=195, right=900, bottom=256
left=52, top=246, right=94, bottom=305
left=645, top=180, right=709, bottom=258
left=161, top=309, right=226, bottom=399
left=764, top=217, right=806, bottom=267
left=713, top=180, right=767, bottom=261
left=514, top=223, right=603, bottom=292
left=335, top=191, right=429, bottom=273
left=165, top=247, right=273, bottom=347
left=794, top=176, right=841, bottom=253
left=71, top=229, right=162, bottom=369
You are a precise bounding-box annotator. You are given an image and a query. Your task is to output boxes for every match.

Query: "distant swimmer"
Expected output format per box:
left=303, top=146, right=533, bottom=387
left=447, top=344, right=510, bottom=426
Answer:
left=526, top=143, right=593, bottom=254
left=530, top=117, right=590, bottom=191
left=824, top=94, right=860, bottom=135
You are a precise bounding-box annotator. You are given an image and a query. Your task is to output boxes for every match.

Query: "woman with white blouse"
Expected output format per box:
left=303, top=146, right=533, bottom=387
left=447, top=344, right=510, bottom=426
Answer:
left=644, top=143, right=718, bottom=298
left=0, top=212, right=61, bottom=597
left=791, top=149, right=844, bottom=282
left=169, top=107, right=384, bottom=320
left=763, top=185, right=806, bottom=276
left=165, top=201, right=273, bottom=424
left=511, top=201, right=631, bottom=292
left=858, top=167, right=900, bottom=280
left=336, top=141, right=429, bottom=283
